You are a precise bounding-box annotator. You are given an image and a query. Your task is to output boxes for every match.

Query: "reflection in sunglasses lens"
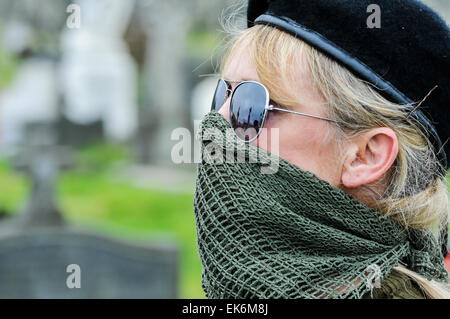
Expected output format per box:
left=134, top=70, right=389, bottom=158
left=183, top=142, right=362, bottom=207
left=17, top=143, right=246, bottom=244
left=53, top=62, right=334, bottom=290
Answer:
left=230, top=82, right=267, bottom=141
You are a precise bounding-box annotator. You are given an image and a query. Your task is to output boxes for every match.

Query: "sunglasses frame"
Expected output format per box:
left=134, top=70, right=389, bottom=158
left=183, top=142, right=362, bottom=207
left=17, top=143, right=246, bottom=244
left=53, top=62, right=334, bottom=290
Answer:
left=213, top=78, right=339, bottom=143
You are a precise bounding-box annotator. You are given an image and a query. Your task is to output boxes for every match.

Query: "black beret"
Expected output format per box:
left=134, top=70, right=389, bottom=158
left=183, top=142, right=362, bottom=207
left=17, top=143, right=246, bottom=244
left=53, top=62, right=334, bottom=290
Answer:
left=247, top=0, right=450, bottom=176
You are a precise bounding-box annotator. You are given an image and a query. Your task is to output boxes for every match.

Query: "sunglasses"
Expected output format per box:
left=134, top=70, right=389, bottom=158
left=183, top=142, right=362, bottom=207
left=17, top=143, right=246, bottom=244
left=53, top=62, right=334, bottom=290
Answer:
left=211, top=78, right=339, bottom=142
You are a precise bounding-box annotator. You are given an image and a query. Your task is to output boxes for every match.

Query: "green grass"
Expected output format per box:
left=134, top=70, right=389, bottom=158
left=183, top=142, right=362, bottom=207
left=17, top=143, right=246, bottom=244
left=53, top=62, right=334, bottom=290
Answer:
left=0, top=161, right=29, bottom=215
left=0, top=30, right=19, bottom=89
left=0, top=144, right=204, bottom=298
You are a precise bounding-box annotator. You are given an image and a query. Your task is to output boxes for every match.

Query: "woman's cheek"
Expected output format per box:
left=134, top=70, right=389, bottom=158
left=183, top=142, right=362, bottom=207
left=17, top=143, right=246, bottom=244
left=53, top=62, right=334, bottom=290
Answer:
left=254, top=112, right=283, bottom=153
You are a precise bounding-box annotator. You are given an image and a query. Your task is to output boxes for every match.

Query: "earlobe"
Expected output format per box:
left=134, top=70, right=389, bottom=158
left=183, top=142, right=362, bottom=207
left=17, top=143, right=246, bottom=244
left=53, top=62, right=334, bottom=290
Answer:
left=341, top=128, right=398, bottom=189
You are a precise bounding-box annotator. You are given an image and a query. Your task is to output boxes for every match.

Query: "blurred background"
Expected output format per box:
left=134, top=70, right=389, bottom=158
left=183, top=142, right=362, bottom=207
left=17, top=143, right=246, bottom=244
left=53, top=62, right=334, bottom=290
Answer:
left=0, top=0, right=447, bottom=299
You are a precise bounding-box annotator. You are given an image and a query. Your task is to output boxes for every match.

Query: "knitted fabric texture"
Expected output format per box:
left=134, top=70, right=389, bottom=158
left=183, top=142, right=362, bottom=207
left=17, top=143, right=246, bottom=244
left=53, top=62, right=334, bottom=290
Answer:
left=193, top=112, right=448, bottom=299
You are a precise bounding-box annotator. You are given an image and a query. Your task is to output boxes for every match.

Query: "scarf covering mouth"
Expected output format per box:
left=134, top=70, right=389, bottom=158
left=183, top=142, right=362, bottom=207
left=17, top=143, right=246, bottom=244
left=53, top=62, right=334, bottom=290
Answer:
left=194, top=111, right=448, bottom=299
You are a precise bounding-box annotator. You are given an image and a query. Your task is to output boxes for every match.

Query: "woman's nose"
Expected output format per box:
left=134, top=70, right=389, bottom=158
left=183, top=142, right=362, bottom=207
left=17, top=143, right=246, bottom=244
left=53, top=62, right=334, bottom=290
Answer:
left=218, top=97, right=230, bottom=121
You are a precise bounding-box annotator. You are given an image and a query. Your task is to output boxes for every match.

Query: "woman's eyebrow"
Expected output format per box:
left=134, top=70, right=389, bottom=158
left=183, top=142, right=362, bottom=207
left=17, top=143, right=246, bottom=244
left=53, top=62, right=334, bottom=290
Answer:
left=222, top=76, right=256, bottom=82
left=222, top=78, right=242, bottom=83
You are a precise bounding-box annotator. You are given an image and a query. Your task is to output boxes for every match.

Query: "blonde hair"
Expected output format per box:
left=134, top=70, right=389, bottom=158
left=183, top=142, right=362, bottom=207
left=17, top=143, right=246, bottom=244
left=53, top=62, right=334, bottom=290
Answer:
left=219, top=22, right=450, bottom=298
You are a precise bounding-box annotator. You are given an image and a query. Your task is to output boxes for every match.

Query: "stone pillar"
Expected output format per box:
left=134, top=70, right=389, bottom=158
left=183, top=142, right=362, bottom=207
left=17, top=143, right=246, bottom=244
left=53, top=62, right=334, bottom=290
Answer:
left=138, top=0, right=195, bottom=164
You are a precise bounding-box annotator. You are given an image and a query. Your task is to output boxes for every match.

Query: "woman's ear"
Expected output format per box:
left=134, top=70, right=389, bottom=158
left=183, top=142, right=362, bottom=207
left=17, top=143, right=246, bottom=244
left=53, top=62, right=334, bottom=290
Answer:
left=341, top=127, right=398, bottom=188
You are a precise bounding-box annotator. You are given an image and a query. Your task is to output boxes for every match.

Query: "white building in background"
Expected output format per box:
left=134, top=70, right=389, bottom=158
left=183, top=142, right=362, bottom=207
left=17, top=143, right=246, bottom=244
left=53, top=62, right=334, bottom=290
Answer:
left=59, top=0, right=138, bottom=142
left=0, top=58, right=59, bottom=156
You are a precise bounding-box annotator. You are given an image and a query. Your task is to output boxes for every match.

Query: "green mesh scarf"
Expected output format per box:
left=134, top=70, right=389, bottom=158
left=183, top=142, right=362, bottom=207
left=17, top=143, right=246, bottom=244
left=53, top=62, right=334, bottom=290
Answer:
left=193, top=112, right=448, bottom=299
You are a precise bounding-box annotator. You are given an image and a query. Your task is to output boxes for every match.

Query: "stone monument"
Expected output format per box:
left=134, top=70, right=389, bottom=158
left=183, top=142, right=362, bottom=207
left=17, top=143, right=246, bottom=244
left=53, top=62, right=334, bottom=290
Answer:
left=0, top=123, right=179, bottom=298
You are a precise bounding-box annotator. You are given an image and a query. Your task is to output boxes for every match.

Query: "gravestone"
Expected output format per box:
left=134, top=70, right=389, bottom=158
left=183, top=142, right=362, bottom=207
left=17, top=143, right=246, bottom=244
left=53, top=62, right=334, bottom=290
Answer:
left=0, top=229, right=178, bottom=298
left=0, top=123, right=179, bottom=298
left=57, top=114, right=104, bottom=148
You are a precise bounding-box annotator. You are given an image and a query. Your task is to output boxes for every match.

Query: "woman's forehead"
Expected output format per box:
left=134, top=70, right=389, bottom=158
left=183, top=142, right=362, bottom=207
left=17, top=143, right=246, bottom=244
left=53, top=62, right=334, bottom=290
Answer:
left=222, top=37, right=311, bottom=83
left=222, top=45, right=259, bottom=82
left=222, top=37, right=319, bottom=109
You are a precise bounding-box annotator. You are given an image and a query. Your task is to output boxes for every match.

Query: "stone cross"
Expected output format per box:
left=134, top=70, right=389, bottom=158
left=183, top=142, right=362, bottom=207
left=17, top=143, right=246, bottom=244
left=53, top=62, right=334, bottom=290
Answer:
left=13, top=123, right=74, bottom=227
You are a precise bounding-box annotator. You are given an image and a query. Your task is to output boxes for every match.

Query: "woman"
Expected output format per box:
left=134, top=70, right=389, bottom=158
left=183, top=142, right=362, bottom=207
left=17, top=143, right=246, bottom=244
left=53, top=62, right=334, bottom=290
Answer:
left=193, top=0, right=450, bottom=298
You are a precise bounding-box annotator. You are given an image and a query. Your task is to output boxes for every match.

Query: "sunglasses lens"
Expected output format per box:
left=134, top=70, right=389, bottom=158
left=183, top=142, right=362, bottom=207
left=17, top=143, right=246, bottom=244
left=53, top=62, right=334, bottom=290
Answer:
left=230, top=82, right=267, bottom=141
left=211, top=79, right=228, bottom=111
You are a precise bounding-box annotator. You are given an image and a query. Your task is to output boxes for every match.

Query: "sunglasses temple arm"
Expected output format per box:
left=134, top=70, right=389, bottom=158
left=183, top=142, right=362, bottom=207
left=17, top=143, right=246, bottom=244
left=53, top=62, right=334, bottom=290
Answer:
left=267, top=105, right=340, bottom=124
